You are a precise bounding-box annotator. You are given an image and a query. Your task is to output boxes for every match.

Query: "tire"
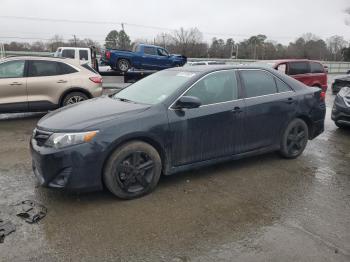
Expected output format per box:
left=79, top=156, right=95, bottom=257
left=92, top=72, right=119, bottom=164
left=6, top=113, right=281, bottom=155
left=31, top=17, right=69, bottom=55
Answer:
left=103, top=141, right=162, bottom=199
left=117, top=59, right=130, bottom=72
left=62, top=92, right=88, bottom=107
left=279, top=118, right=309, bottom=159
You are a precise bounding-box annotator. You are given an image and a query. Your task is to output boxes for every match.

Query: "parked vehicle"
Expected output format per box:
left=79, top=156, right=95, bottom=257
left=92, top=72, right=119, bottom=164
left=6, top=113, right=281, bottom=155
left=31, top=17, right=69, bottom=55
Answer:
left=30, top=65, right=325, bottom=199
left=332, top=86, right=350, bottom=128
left=254, top=59, right=328, bottom=95
left=103, top=44, right=187, bottom=72
left=331, top=74, right=350, bottom=94
left=0, top=56, right=103, bottom=113
left=186, top=61, right=226, bottom=66
left=55, top=47, right=91, bottom=65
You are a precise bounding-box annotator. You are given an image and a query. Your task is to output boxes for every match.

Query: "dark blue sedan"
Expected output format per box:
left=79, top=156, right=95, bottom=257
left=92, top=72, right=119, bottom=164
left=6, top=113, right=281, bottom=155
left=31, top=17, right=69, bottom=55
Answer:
left=30, top=66, right=326, bottom=199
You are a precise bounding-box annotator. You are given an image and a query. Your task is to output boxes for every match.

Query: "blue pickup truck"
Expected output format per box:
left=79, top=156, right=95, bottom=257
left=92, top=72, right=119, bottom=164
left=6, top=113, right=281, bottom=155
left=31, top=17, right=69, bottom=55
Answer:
left=103, top=44, right=187, bottom=72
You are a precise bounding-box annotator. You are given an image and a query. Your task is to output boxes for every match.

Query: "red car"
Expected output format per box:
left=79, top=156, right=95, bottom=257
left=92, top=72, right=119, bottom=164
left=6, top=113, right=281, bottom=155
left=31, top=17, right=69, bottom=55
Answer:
left=256, top=59, right=327, bottom=95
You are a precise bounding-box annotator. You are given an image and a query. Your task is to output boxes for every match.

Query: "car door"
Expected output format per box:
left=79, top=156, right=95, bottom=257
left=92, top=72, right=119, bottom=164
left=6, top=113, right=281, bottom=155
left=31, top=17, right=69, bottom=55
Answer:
left=141, top=46, right=159, bottom=70
left=238, top=69, right=296, bottom=152
left=26, top=60, right=71, bottom=111
left=167, top=70, right=245, bottom=166
left=0, top=59, right=28, bottom=112
left=287, top=61, right=312, bottom=86
left=156, top=48, right=172, bottom=69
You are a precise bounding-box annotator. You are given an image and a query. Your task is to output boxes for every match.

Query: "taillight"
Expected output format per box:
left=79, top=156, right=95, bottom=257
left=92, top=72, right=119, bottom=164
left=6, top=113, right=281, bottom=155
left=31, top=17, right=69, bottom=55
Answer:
left=320, top=91, right=326, bottom=101
left=89, top=76, right=103, bottom=84
left=105, top=51, right=111, bottom=60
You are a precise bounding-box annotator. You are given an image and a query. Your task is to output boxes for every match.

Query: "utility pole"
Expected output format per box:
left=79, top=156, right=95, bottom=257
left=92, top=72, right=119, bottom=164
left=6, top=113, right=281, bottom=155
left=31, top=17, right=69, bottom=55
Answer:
left=73, top=35, right=77, bottom=47
left=161, top=33, right=166, bottom=49
left=236, top=44, right=239, bottom=59
left=121, top=23, right=125, bottom=49
left=253, top=39, right=257, bottom=60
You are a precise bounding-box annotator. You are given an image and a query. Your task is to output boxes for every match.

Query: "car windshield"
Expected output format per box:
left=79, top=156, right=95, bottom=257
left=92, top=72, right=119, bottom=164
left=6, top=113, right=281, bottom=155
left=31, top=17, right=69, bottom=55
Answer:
left=113, top=70, right=196, bottom=104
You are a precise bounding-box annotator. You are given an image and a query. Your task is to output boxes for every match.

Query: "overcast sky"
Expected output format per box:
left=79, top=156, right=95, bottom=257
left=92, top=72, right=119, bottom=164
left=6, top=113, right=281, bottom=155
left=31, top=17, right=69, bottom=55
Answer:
left=0, top=0, right=349, bottom=45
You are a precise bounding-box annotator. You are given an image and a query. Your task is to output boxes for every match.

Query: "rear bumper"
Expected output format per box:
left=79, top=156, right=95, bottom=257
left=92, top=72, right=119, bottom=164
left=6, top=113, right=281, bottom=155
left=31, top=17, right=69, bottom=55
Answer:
left=310, top=119, right=325, bottom=139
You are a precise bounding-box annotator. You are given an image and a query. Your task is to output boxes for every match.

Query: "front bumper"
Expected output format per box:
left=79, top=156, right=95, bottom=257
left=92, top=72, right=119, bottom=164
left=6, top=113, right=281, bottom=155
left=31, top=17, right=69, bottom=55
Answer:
left=331, top=96, right=350, bottom=126
left=30, top=138, right=104, bottom=192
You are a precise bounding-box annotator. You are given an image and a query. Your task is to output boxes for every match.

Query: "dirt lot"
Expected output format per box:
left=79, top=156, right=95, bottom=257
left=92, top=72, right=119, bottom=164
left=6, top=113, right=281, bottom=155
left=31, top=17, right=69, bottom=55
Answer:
left=0, top=77, right=349, bottom=262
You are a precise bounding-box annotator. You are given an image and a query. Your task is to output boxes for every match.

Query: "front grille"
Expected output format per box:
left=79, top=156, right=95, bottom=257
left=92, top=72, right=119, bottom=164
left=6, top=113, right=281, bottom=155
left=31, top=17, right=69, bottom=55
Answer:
left=344, top=96, right=350, bottom=107
left=33, top=129, right=52, bottom=146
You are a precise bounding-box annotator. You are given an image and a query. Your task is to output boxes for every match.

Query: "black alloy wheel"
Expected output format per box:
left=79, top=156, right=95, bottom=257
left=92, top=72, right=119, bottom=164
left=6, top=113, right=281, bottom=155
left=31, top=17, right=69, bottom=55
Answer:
left=103, top=141, right=162, bottom=199
left=116, top=151, right=154, bottom=193
left=280, top=118, right=309, bottom=158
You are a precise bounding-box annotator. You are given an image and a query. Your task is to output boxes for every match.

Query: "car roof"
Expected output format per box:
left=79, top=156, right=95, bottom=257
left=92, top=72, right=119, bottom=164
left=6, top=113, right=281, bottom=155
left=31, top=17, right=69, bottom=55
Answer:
left=1, top=56, right=80, bottom=65
left=168, top=65, right=275, bottom=73
left=262, top=59, right=324, bottom=64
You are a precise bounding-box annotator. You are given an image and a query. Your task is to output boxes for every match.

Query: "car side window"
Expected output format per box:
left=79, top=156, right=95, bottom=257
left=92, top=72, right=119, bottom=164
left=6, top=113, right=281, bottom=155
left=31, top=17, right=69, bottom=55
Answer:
left=58, top=62, right=78, bottom=75
left=184, top=70, right=238, bottom=105
left=79, top=50, right=89, bottom=61
left=62, top=49, right=75, bottom=59
left=275, top=78, right=292, bottom=92
left=0, top=60, right=25, bottom=78
left=28, top=61, right=59, bottom=77
left=288, top=62, right=310, bottom=75
left=157, top=48, right=168, bottom=56
left=144, top=47, right=156, bottom=55
left=310, top=62, right=324, bottom=73
left=240, top=70, right=277, bottom=98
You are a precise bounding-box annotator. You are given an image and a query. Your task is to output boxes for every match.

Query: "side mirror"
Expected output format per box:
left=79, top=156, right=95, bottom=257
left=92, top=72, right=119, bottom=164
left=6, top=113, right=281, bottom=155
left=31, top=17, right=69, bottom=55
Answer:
left=174, top=96, right=201, bottom=109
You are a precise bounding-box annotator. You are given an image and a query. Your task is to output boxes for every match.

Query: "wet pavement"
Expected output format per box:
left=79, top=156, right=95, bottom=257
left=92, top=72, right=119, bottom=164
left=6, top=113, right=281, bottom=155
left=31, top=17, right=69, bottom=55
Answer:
left=0, top=78, right=349, bottom=262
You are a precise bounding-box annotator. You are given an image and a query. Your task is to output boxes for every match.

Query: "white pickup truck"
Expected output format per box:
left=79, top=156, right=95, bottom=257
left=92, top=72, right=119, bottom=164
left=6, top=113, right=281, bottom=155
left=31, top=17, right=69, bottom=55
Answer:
left=54, top=47, right=92, bottom=66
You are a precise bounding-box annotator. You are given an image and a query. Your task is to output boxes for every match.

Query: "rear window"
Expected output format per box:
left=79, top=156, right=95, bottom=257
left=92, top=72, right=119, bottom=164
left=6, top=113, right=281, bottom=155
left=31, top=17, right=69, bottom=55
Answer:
left=61, top=49, right=75, bottom=59
left=79, top=50, right=89, bottom=61
left=288, top=62, right=310, bottom=75
left=240, top=70, right=278, bottom=98
left=310, top=62, right=324, bottom=73
left=144, top=46, right=156, bottom=55
left=58, top=62, right=78, bottom=74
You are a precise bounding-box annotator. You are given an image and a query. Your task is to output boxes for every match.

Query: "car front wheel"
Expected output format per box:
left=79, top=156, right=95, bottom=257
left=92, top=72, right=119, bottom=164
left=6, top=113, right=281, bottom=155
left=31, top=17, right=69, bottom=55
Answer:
left=279, top=118, right=309, bottom=159
left=103, top=141, right=162, bottom=199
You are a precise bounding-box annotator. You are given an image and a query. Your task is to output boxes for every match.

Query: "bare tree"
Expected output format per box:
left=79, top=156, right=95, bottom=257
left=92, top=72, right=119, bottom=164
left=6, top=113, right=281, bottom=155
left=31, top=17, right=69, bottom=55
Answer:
left=171, top=27, right=203, bottom=56
left=327, top=35, right=348, bottom=60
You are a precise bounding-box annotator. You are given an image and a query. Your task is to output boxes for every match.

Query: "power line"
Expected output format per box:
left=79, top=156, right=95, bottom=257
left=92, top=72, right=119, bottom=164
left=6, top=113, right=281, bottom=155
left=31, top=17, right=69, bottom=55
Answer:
left=0, top=15, right=298, bottom=40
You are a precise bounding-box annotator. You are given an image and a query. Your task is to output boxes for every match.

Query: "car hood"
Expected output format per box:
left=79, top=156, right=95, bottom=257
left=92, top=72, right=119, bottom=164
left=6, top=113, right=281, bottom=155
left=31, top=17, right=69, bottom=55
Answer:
left=37, top=96, right=150, bottom=131
left=334, top=75, right=350, bottom=81
left=171, top=54, right=187, bottom=60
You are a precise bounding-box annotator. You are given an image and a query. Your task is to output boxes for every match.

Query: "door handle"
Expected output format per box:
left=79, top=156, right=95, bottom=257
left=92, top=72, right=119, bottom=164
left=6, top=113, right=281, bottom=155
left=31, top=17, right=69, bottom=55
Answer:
left=10, top=82, right=22, bottom=86
left=231, top=106, right=243, bottom=113
left=57, top=80, right=67, bottom=83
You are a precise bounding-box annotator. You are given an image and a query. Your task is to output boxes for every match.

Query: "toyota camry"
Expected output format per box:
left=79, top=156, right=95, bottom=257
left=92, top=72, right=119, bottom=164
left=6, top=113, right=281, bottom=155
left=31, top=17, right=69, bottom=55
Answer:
left=30, top=66, right=326, bottom=199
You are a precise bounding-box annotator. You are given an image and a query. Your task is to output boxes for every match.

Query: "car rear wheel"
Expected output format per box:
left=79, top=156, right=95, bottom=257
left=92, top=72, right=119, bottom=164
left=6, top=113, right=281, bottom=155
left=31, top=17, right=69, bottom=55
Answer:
left=62, top=92, right=88, bottom=107
left=117, top=59, right=130, bottom=72
left=279, top=118, right=309, bottom=159
left=103, top=141, right=162, bottom=199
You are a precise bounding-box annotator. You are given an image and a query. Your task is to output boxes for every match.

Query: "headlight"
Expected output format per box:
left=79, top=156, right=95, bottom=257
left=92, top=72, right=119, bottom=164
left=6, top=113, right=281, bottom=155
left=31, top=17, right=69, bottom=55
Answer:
left=45, top=131, right=98, bottom=149
left=338, top=86, right=350, bottom=97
